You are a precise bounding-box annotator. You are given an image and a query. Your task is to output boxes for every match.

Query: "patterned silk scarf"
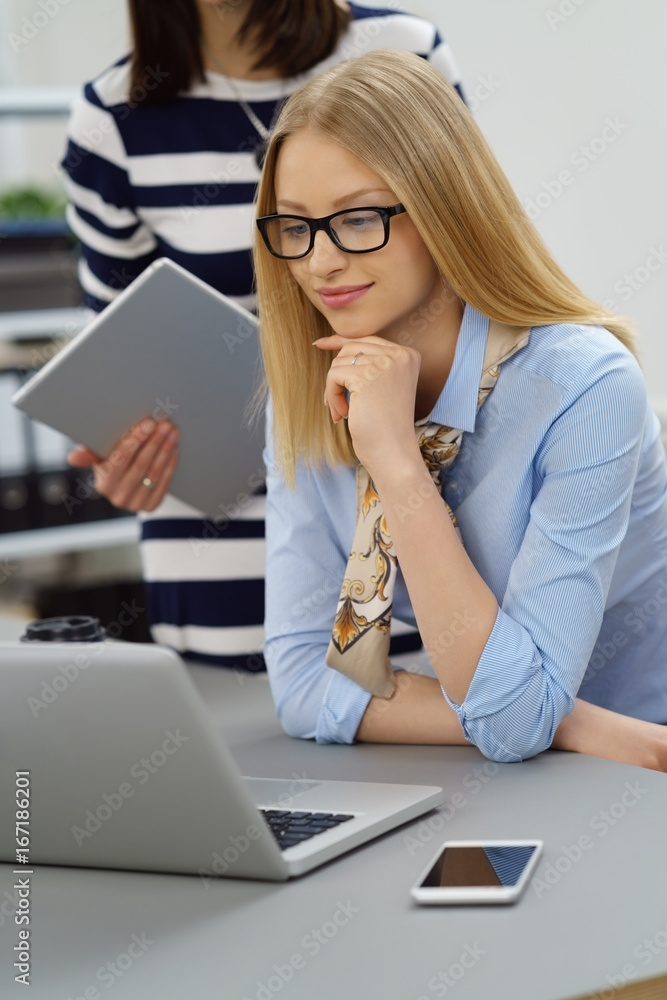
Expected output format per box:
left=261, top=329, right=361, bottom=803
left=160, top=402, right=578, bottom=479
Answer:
left=325, top=319, right=531, bottom=698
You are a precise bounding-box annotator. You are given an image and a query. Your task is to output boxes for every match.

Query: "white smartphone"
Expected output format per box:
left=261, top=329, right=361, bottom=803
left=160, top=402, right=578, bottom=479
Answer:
left=411, top=839, right=543, bottom=905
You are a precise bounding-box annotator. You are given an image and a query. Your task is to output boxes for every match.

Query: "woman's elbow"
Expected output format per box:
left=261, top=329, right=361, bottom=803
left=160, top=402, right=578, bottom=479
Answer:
left=271, top=684, right=319, bottom=740
left=462, top=675, right=573, bottom=762
left=464, top=711, right=562, bottom=763
left=276, top=705, right=315, bottom=740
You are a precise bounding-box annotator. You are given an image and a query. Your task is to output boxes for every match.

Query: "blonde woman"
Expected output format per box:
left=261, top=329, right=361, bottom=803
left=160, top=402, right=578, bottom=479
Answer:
left=255, top=50, right=667, bottom=770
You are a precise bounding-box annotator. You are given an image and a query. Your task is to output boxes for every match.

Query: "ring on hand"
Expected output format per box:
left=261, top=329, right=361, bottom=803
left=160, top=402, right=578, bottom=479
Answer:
left=350, top=351, right=364, bottom=366
left=142, top=477, right=156, bottom=490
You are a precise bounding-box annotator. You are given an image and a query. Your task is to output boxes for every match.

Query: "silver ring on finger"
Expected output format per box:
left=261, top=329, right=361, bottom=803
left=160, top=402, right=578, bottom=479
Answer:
left=142, top=477, right=156, bottom=490
left=350, top=351, right=364, bottom=366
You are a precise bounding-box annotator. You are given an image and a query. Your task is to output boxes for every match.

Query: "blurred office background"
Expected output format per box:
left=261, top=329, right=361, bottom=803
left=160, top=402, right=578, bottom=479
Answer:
left=0, top=0, right=665, bottom=635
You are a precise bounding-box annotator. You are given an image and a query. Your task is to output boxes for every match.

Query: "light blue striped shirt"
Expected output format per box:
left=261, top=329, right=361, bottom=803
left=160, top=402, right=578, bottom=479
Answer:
left=264, top=305, right=667, bottom=761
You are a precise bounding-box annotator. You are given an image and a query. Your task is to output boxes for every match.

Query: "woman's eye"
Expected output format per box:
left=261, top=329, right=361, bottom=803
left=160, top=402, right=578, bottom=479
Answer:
left=341, top=214, right=376, bottom=228
left=281, top=223, right=309, bottom=239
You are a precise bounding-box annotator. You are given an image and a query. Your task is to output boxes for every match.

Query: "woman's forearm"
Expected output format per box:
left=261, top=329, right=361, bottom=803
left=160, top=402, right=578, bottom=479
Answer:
left=355, top=673, right=470, bottom=744
left=552, top=698, right=667, bottom=771
left=371, top=457, right=499, bottom=706
left=356, top=677, right=667, bottom=772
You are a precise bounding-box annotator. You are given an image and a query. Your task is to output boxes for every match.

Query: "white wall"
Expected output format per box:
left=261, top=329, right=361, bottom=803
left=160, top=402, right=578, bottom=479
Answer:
left=1, top=0, right=666, bottom=407
left=408, top=0, right=667, bottom=413
left=0, top=0, right=129, bottom=196
left=1, top=0, right=129, bottom=86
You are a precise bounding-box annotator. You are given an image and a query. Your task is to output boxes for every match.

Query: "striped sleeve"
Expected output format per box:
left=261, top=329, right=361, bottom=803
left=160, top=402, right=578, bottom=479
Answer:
left=345, top=5, right=465, bottom=102
left=60, top=84, right=159, bottom=311
left=427, top=30, right=465, bottom=102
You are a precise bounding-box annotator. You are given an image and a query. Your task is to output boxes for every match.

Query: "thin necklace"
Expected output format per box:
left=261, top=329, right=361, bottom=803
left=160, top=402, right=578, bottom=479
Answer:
left=202, top=41, right=272, bottom=151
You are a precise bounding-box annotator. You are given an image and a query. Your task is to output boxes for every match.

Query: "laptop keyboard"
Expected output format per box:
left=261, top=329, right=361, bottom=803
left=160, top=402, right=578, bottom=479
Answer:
left=260, top=809, right=354, bottom=849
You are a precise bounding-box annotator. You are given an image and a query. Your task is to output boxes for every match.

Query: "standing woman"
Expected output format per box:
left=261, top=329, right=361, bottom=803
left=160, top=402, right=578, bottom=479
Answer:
left=255, top=51, right=667, bottom=769
left=63, top=1, right=465, bottom=668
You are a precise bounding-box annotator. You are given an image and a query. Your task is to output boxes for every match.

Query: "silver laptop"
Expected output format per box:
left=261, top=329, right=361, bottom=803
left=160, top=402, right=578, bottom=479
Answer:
left=0, top=641, right=443, bottom=880
left=11, top=258, right=263, bottom=519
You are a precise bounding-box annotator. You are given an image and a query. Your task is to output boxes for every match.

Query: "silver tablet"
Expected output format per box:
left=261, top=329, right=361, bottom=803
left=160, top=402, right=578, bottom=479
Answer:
left=12, top=258, right=263, bottom=518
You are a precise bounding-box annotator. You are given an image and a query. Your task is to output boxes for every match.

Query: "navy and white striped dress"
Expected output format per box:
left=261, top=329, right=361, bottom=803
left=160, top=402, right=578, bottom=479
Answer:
left=60, top=4, right=464, bottom=668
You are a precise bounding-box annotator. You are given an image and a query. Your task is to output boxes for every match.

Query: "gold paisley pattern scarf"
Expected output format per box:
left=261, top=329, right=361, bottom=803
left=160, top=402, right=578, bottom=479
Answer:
left=325, top=319, right=531, bottom=698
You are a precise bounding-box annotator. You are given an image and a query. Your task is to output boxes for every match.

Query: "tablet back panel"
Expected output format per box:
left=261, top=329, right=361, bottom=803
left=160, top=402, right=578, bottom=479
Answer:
left=12, top=258, right=263, bottom=518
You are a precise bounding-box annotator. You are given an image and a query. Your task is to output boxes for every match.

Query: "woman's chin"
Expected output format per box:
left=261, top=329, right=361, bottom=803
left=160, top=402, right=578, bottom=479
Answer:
left=325, top=320, right=384, bottom=340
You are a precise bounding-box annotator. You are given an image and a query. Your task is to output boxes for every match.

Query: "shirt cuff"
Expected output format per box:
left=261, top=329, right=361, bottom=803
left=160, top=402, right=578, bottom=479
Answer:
left=315, top=668, right=374, bottom=744
left=440, top=607, right=545, bottom=760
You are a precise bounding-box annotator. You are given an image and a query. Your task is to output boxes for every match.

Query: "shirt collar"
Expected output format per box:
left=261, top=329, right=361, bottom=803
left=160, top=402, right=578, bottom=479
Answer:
left=426, top=303, right=489, bottom=433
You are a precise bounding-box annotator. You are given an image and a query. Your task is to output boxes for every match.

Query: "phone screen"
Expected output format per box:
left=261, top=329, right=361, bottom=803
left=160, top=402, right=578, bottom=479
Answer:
left=420, top=844, right=539, bottom=889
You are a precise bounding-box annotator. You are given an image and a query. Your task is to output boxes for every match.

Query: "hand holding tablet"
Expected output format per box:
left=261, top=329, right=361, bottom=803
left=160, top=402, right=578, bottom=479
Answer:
left=68, top=417, right=180, bottom=513
left=13, top=258, right=263, bottom=519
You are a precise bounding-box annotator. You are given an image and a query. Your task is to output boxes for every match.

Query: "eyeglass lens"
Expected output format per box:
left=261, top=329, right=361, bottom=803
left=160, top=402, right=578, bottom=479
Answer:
left=265, top=209, right=386, bottom=257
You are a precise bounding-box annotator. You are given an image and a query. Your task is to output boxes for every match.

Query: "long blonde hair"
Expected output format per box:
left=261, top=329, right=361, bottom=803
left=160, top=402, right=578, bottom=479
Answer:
left=254, top=50, right=636, bottom=486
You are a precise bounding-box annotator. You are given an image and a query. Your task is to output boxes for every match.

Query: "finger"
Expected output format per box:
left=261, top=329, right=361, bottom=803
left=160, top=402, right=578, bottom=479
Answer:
left=126, top=427, right=180, bottom=511
left=313, top=334, right=403, bottom=352
left=105, top=418, right=165, bottom=472
left=329, top=351, right=392, bottom=372
left=142, top=447, right=179, bottom=512
left=67, top=446, right=101, bottom=467
left=324, top=368, right=353, bottom=423
left=102, top=437, right=178, bottom=513
left=112, top=427, right=179, bottom=509
left=89, top=418, right=158, bottom=486
left=327, top=396, right=347, bottom=423
left=325, top=350, right=398, bottom=422
left=326, top=348, right=389, bottom=417
left=96, top=422, right=176, bottom=508
left=323, top=344, right=390, bottom=359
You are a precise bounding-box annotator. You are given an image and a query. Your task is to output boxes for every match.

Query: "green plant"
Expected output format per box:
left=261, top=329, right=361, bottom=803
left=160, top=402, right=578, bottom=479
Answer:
left=0, top=185, right=67, bottom=220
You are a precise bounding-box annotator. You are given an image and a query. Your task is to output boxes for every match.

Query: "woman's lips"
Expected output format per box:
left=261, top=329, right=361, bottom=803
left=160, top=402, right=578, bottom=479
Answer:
left=316, top=283, right=373, bottom=308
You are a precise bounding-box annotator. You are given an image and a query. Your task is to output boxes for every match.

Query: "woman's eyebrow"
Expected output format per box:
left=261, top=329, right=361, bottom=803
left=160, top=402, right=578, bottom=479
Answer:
left=276, top=187, right=396, bottom=212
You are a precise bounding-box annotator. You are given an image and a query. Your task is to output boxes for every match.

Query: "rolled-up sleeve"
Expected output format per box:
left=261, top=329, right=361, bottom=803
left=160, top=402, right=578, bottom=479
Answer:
left=442, top=354, right=648, bottom=761
left=263, top=414, right=373, bottom=742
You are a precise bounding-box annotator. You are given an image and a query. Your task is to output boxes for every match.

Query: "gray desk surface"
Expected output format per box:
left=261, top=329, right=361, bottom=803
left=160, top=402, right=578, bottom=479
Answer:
left=1, top=663, right=666, bottom=1000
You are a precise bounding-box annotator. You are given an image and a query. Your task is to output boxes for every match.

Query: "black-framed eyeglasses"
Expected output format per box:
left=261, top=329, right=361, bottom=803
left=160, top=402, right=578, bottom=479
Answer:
left=256, top=204, right=406, bottom=260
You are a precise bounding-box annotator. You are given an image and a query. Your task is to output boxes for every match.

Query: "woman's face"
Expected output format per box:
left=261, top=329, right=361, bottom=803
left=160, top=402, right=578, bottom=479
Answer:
left=273, top=129, right=446, bottom=344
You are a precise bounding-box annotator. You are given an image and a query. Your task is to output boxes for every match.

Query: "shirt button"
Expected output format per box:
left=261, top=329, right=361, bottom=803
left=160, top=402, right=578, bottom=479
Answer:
left=449, top=481, right=458, bottom=492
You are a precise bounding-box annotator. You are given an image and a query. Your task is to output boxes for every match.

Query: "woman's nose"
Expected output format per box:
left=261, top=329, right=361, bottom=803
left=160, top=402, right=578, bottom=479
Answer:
left=307, top=229, right=348, bottom=275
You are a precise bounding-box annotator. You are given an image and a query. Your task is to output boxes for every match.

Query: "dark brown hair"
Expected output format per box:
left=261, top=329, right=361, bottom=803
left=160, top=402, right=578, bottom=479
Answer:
left=128, top=0, right=351, bottom=101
